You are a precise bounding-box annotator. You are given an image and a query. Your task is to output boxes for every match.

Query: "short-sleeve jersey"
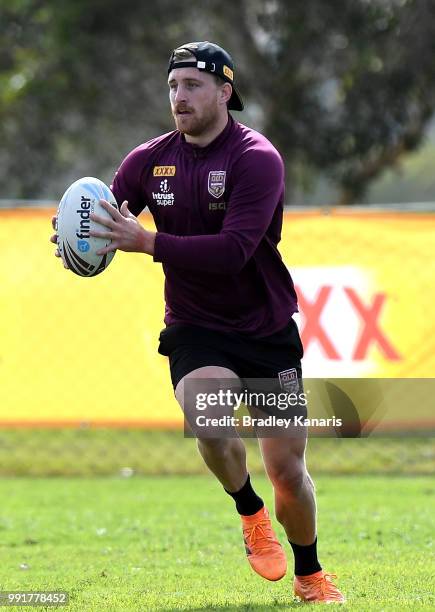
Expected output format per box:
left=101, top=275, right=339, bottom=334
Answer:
left=111, top=115, right=298, bottom=337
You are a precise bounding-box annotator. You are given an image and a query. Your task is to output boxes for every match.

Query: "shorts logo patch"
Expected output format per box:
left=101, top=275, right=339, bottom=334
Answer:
left=208, top=171, right=226, bottom=198
left=278, top=368, right=299, bottom=393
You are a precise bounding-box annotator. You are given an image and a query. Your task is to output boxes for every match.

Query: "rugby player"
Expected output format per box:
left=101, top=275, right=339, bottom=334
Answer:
left=51, top=41, right=345, bottom=604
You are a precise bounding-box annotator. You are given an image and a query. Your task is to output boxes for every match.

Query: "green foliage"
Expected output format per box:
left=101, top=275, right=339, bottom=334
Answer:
left=366, top=138, right=435, bottom=204
left=1, top=0, right=435, bottom=202
left=256, top=0, right=435, bottom=203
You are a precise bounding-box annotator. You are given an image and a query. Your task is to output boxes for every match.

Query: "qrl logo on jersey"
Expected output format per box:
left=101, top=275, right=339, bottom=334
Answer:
left=208, top=171, right=226, bottom=198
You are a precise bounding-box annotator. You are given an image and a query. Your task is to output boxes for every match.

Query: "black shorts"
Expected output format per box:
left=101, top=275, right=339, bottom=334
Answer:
left=157, top=318, right=304, bottom=390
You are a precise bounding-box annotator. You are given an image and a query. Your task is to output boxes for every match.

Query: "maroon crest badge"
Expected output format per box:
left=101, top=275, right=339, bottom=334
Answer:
left=208, top=171, right=226, bottom=198
left=278, top=368, right=299, bottom=393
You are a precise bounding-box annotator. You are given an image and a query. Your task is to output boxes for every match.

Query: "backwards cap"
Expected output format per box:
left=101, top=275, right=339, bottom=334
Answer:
left=168, top=41, right=244, bottom=111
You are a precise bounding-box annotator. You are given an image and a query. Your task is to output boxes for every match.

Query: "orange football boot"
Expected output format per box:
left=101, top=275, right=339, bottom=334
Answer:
left=241, top=506, right=287, bottom=581
left=294, top=570, right=346, bottom=603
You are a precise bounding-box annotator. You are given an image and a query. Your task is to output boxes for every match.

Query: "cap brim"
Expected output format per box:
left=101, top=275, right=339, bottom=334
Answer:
left=228, top=85, right=244, bottom=111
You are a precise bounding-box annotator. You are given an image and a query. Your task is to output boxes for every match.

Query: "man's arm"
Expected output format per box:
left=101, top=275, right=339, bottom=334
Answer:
left=88, top=146, right=154, bottom=255
left=91, top=146, right=284, bottom=271
left=111, top=146, right=149, bottom=217
left=153, top=147, right=284, bottom=274
left=90, top=200, right=155, bottom=255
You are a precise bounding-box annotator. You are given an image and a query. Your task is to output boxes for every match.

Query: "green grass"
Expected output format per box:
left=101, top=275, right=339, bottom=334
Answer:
left=0, top=475, right=433, bottom=610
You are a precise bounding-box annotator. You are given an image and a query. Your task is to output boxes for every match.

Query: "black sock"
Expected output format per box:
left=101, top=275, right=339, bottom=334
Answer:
left=289, top=536, right=322, bottom=576
left=225, top=474, right=264, bottom=516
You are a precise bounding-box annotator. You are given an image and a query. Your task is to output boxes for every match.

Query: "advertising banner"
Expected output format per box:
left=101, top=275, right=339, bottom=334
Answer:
left=1, top=208, right=434, bottom=430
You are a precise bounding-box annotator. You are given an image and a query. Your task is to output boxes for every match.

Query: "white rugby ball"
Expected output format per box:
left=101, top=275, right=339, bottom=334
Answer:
left=56, top=177, right=118, bottom=277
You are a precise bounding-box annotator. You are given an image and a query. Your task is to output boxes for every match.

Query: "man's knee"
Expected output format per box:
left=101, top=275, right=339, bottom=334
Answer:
left=175, top=366, right=241, bottom=436
left=197, top=436, right=227, bottom=453
left=196, top=437, right=234, bottom=457
left=175, top=366, right=240, bottom=411
left=268, top=460, right=311, bottom=498
left=197, top=436, right=242, bottom=460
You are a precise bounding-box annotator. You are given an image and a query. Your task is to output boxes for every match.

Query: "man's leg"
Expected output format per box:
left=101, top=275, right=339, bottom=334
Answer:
left=258, top=435, right=316, bottom=546
left=175, top=365, right=247, bottom=491
left=174, top=366, right=287, bottom=581
left=258, top=435, right=345, bottom=602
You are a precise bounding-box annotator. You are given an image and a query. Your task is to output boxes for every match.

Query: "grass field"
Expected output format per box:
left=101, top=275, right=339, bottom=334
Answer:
left=0, top=475, right=433, bottom=611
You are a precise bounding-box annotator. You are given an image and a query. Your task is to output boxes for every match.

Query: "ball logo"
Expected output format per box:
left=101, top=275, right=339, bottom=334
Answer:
left=76, top=195, right=91, bottom=239
left=77, top=240, right=90, bottom=252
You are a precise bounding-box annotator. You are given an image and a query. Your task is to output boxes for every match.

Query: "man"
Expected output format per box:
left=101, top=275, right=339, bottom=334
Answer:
left=51, top=41, right=345, bottom=604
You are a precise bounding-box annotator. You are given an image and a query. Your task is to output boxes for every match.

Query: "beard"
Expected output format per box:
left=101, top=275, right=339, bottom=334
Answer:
left=173, top=103, right=220, bottom=137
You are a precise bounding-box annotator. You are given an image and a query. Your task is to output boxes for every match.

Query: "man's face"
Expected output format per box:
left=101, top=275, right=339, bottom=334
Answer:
left=168, top=67, right=223, bottom=136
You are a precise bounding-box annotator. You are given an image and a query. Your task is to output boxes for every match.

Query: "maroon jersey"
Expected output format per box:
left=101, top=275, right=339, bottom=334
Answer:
left=111, top=115, right=298, bottom=336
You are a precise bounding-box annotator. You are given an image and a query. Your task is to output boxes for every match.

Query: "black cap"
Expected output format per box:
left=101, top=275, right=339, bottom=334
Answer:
left=168, top=41, right=244, bottom=111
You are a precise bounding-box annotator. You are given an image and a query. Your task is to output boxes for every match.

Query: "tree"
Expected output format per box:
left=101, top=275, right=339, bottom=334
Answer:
left=1, top=0, right=435, bottom=203
left=0, top=0, right=200, bottom=198
left=241, top=0, right=435, bottom=203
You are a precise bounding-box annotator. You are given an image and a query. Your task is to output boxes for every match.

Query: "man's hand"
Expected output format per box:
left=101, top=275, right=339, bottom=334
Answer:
left=90, top=200, right=155, bottom=256
left=50, top=215, right=69, bottom=268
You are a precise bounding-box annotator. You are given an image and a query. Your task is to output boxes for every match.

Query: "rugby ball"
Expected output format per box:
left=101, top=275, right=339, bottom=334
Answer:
left=56, top=177, right=118, bottom=277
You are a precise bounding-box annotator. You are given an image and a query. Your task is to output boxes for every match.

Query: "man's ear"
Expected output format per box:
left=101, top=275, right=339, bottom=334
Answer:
left=220, top=82, right=233, bottom=106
